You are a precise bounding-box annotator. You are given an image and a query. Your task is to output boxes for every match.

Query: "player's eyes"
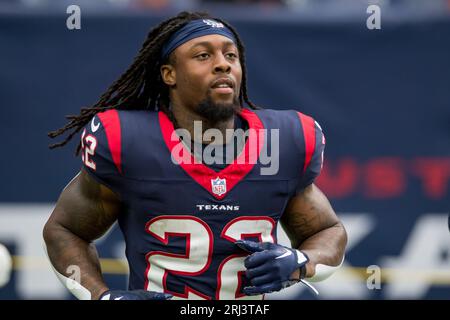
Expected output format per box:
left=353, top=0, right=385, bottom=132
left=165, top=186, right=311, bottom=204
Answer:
left=195, top=53, right=210, bottom=60
left=225, top=52, right=238, bottom=60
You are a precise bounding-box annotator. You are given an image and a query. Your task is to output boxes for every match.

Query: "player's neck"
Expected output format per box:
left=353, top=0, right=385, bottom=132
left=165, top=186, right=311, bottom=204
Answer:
left=171, top=104, right=236, bottom=145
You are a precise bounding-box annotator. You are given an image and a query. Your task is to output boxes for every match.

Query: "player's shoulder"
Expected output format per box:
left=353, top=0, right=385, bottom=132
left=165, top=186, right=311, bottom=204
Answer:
left=82, top=109, right=160, bottom=158
left=253, top=107, right=297, bottom=119
left=80, top=109, right=163, bottom=181
left=88, top=109, right=159, bottom=138
left=94, top=109, right=157, bottom=127
left=252, top=108, right=319, bottom=131
left=253, top=108, right=325, bottom=158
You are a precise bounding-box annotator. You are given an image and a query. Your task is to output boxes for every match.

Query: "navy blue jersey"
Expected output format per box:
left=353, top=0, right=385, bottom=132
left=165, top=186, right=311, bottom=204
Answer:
left=79, top=108, right=325, bottom=300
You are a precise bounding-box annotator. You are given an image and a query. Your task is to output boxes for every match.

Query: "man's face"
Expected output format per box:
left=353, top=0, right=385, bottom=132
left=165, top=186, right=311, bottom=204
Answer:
left=162, top=34, right=242, bottom=122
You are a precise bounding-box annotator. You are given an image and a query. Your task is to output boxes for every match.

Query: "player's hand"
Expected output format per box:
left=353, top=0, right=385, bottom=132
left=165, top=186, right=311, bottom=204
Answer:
left=235, top=240, right=309, bottom=295
left=99, top=289, right=172, bottom=300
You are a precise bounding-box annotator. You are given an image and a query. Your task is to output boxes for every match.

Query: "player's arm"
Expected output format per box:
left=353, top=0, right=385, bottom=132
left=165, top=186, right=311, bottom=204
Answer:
left=236, top=183, right=346, bottom=295
left=236, top=115, right=346, bottom=295
left=43, top=169, right=121, bottom=300
left=280, top=183, right=347, bottom=280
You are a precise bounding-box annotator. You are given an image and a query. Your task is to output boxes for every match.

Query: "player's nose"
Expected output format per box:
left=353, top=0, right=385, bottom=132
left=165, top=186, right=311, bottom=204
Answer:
left=213, top=53, right=231, bottom=74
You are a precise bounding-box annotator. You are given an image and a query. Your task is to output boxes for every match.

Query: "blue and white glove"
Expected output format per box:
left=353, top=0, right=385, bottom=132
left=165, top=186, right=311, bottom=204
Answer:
left=235, top=240, right=309, bottom=296
left=99, top=289, right=172, bottom=300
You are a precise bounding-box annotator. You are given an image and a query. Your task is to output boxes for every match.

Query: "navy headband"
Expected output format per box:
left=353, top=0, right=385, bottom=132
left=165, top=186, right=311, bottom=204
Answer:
left=161, top=19, right=236, bottom=61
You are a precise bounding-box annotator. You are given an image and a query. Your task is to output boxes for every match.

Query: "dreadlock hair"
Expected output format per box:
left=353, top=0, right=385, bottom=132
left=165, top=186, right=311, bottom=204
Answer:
left=48, top=11, right=259, bottom=155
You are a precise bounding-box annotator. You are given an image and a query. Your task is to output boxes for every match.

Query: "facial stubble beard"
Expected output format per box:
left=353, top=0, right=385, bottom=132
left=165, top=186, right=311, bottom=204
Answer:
left=195, top=89, right=241, bottom=126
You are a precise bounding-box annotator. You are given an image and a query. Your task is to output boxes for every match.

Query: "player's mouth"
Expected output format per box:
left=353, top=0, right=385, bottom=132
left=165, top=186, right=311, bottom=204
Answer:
left=211, top=77, right=234, bottom=95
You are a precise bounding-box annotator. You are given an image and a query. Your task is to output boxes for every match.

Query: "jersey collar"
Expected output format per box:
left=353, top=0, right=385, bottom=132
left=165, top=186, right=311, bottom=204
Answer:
left=159, top=108, right=264, bottom=200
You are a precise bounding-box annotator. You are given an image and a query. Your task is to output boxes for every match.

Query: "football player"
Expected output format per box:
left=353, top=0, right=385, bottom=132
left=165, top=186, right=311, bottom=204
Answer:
left=44, top=12, right=347, bottom=300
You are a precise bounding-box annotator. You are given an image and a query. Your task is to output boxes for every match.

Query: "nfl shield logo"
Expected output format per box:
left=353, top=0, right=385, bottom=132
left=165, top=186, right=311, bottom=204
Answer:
left=211, top=177, right=227, bottom=196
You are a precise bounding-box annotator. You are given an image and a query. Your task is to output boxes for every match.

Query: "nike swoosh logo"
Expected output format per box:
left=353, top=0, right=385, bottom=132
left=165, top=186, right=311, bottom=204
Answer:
left=275, top=249, right=292, bottom=260
left=114, top=296, right=123, bottom=300
left=91, top=117, right=100, bottom=132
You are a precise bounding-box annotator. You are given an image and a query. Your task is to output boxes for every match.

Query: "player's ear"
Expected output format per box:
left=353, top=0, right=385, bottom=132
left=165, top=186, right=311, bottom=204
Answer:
left=160, top=64, right=176, bottom=86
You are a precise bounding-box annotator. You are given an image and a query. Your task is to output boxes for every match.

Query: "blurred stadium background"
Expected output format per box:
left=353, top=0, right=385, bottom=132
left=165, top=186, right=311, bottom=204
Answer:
left=0, top=0, right=449, bottom=300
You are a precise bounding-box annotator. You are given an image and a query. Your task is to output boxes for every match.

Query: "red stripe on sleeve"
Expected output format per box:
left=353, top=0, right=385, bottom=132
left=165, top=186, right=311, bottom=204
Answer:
left=297, top=112, right=316, bottom=173
left=98, top=110, right=123, bottom=175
